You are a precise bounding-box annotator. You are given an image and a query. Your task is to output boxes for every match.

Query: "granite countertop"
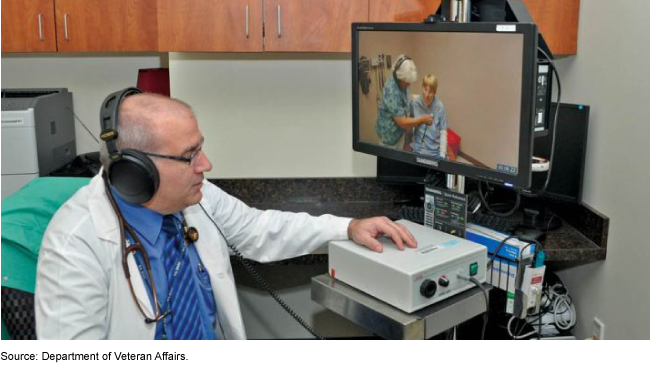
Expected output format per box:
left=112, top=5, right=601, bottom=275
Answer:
left=251, top=201, right=607, bottom=263
left=212, top=178, right=608, bottom=271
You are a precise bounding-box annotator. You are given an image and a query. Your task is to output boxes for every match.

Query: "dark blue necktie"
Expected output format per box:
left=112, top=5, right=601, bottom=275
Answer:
left=162, top=215, right=203, bottom=340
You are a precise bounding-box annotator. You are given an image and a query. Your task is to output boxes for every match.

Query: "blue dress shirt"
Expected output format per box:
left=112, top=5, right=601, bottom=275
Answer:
left=110, top=187, right=220, bottom=340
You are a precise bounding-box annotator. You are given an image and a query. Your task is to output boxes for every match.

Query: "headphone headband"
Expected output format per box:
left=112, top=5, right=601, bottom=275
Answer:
left=100, top=87, right=142, bottom=157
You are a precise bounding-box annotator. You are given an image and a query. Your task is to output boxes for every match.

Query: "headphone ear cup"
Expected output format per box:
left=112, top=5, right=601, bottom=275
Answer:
left=108, top=149, right=159, bottom=204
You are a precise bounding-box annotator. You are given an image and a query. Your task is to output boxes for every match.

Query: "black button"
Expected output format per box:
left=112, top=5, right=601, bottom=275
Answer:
left=420, top=279, right=437, bottom=298
left=438, top=276, right=450, bottom=287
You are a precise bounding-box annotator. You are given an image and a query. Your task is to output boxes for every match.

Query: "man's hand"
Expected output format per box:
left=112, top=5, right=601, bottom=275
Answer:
left=419, top=114, right=434, bottom=126
left=347, top=217, right=418, bottom=253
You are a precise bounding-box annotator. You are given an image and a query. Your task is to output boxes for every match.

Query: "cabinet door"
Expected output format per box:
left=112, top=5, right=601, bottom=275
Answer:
left=158, top=0, right=263, bottom=52
left=264, top=0, right=368, bottom=52
left=369, top=0, right=441, bottom=22
left=523, top=0, right=579, bottom=55
left=2, top=0, right=57, bottom=52
left=55, top=0, right=157, bottom=52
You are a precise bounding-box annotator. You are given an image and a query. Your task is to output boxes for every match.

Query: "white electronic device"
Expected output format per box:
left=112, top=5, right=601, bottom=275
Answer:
left=531, top=156, right=550, bottom=172
left=329, top=220, right=487, bottom=313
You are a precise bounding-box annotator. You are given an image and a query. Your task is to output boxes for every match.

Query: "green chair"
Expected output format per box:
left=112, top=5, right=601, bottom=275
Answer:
left=1, top=177, right=90, bottom=339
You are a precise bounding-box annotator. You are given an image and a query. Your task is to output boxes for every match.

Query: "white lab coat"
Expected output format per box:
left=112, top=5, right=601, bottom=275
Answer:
left=35, top=173, right=351, bottom=339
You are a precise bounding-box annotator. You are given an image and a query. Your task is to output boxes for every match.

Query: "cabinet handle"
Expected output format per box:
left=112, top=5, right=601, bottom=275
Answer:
left=245, top=5, right=250, bottom=38
left=277, top=5, right=281, bottom=38
left=63, top=14, right=70, bottom=40
left=37, top=14, right=44, bottom=40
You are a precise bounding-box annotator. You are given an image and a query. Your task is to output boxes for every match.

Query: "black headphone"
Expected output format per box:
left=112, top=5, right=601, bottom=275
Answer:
left=100, top=87, right=160, bottom=204
left=392, top=55, right=412, bottom=81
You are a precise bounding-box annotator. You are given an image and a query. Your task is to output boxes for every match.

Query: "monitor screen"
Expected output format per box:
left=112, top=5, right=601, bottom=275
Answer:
left=353, top=22, right=538, bottom=189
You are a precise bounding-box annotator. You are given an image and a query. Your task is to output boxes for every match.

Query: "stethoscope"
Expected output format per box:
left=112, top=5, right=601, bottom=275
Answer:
left=103, top=173, right=322, bottom=339
left=103, top=174, right=199, bottom=326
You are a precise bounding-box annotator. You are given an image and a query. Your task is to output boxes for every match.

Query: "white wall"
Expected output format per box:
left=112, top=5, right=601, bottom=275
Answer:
left=1, top=54, right=164, bottom=155
left=168, top=53, right=376, bottom=179
left=552, top=0, right=650, bottom=339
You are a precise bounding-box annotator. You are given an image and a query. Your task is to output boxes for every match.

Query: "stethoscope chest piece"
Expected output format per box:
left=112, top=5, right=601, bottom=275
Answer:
left=184, top=224, right=199, bottom=243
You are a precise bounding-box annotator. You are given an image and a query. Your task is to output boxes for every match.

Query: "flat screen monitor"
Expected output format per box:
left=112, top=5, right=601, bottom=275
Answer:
left=353, top=22, right=538, bottom=189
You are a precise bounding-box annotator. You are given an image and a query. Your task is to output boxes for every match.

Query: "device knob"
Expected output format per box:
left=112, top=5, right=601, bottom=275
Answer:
left=420, top=279, right=437, bottom=298
left=438, top=276, right=450, bottom=287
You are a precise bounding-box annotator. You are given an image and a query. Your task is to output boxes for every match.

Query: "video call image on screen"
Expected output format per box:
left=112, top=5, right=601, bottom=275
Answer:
left=357, top=31, right=524, bottom=175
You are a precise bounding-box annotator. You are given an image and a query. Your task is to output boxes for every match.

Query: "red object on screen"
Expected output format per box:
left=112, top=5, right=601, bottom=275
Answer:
left=448, top=128, right=461, bottom=155
left=136, top=68, right=170, bottom=96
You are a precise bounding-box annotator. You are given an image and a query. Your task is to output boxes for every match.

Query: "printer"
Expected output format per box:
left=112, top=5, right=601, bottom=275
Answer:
left=1, top=88, right=76, bottom=199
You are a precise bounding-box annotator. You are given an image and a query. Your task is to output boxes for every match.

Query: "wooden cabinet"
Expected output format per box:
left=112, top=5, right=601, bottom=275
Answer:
left=2, top=0, right=580, bottom=54
left=54, top=0, right=157, bottom=52
left=371, top=0, right=579, bottom=55
left=522, top=0, right=580, bottom=55
left=264, top=0, right=368, bottom=52
left=369, top=0, right=441, bottom=22
left=1, top=0, right=57, bottom=52
left=159, top=0, right=366, bottom=52
left=158, top=0, right=263, bottom=52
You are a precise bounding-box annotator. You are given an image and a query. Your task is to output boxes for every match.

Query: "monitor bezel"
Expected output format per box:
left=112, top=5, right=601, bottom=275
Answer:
left=352, top=22, right=538, bottom=190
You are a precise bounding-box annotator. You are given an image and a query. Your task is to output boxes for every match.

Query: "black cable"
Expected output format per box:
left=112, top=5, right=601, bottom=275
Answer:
left=469, top=277, right=489, bottom=340
left=198, top=203, right=325, bottom=340
left=478, top=180, right=521, bottom=217
left=487, top=234, right=518, bottom=270
left=543, top=213, right=560, bottom=233
left=520, top=239, right=543, bottom=268
left=67, top=106, right=100, bottom=144
left=538, top=307, right=542, bottom=340
left=521, top=47, right=562, bottom=198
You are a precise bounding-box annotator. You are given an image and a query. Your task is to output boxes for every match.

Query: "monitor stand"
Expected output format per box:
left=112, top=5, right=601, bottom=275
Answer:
left=519, top=197, right=562, bottom=232
left=446, top=174, right=465, bottom=194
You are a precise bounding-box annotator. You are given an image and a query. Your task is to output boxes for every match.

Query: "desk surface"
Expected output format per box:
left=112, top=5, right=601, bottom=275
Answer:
left=311, top=274, right=490, bottom=340
left=212, top=177, right=608, bottom=264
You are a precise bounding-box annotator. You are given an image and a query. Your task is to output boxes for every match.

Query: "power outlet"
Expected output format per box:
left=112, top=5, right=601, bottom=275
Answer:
left=592, top=317, right=605, bottom=340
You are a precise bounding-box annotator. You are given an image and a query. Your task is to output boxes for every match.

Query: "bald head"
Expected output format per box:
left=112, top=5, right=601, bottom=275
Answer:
left=122, top=93, right=192, bottom=124
left=118, top=93, right=195, bottom=151
left=99, top=92, right=196, bottom=169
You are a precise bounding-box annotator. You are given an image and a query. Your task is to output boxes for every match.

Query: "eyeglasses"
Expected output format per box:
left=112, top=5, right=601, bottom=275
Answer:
left=142, top=141, right=203, bottom=166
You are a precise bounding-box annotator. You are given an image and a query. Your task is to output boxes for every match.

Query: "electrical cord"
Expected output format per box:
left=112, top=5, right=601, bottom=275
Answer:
left=457, top=274, right=489, bottom=340
left=198, top=203, right=326, bottom=340
left=507, top=316, right=537, bottom=339
left=549, top=283, right=576, bottom=330
left=521, top=47, right=562, bottom=198
left=515, top=276, right=575, bottom=338
left=544, top=213, right=559, bottom=233
left=487, top=234, right=518, bottom=270
left=67, top=106, right=100, bottom=144
left=478, top=181, right=521, bottom=217
left=476, top=47, right=562, bottom=207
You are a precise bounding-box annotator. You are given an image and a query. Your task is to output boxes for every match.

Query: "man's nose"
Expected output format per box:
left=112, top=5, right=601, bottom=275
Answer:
left=194, top=150, right=213, bottom=173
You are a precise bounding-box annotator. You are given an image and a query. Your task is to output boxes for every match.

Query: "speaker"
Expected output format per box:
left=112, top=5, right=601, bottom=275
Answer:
left=531, top=103, right=589, bottom=203
left=99, top=87, right=160, bottom=204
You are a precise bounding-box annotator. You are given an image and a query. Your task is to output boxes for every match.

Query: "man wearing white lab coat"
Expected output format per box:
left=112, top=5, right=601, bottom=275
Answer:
left=34, top=92, right=417, bottom=340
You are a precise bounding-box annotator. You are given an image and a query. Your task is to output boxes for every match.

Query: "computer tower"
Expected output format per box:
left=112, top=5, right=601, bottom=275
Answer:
left=532, top=103, right=590, bottom=203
